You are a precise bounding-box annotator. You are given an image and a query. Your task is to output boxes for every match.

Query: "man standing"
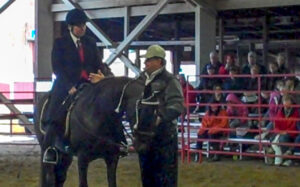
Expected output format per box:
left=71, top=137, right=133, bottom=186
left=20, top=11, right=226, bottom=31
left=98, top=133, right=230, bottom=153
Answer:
left=43, top=8, right=111, bottom=164
left=137, top=45, right=184, bottom=187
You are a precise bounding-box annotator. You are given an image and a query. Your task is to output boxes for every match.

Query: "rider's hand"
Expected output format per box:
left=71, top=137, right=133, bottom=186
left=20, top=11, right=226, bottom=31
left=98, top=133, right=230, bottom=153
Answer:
left=68, top=86, right=77, bottom=95
left=89, top=69, right=105, bottom=84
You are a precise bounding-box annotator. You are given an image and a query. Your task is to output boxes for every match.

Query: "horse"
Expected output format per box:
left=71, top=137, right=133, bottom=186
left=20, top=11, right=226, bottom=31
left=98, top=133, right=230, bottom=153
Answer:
left=34, top=76, right=145, bottom=187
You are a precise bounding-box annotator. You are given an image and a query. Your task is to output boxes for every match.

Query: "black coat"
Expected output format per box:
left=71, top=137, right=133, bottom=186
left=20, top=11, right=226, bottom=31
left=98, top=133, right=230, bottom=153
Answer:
left=51, top=34, right=103, bottom=92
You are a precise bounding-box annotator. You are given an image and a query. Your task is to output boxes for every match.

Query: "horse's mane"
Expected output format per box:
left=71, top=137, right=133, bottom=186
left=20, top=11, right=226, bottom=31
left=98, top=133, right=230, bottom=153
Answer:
left=92, top=76, right=133, bottom=91
left=77, top=77, right=133, bottom=109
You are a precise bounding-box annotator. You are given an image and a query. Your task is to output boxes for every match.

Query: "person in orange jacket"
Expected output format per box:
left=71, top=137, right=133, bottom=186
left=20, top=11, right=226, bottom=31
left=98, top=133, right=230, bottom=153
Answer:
left=196, top=99, right=229, bottom=161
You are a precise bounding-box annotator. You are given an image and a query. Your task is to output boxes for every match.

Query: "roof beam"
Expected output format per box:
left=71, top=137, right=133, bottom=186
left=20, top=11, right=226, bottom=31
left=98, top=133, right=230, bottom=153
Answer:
left=216, top=0, right=300, bottom=10
left=52, top=0, right=183, bottom=11
left=105, top=0, right=171, bottom=65
left=53, top=2, right=191, bottom=20
left=0, top=0, right=15, bottom=14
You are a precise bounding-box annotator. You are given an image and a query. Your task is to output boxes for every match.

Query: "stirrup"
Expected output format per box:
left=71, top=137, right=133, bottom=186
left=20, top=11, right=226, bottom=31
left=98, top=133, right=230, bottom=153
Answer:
left=43, top=147, right=59, bottom=165
left=119, top=142, right=129, bottom=157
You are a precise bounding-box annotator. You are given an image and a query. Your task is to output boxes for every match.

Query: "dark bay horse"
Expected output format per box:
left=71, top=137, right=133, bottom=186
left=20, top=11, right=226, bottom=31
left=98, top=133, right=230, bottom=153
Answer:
left=34, top=76, right=144, bottom=187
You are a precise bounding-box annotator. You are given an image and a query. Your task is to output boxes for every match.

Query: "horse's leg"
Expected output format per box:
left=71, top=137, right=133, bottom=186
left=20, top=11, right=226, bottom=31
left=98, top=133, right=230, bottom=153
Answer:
left=105, top=155, right=119, bottom=187
left=55, top=154, right=73, bottom=187
left=77, top=154, right=90, bottom=187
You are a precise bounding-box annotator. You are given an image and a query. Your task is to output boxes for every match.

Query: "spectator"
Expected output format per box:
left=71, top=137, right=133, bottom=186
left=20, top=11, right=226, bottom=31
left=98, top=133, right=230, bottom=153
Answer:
left=219, top=54, right=236, bottom=75
left=195, top=64, right=222, bottom=112
left=242, top=64, right=263, bottom=105
left=262, top=62, right=281, bottom=102
left=276, top=53, right=289, bottom=74
left=265, top=61, right=281, bottom=91
left=226, top=93, right=249, bottom=138
left=223, top=65, right=244, bottom=97
left=285, top=77, right=300, bottom=105
left=254, top=79, right=285, bottom=140
left=201, top=51, right=222, bottom=75
left=271, top=94, right=299, bottom=166
left=242, top=51, right=267, bottom=75
left=178, top=74, right=196, bottom=112
left=196, top=99, right=229, bottom=161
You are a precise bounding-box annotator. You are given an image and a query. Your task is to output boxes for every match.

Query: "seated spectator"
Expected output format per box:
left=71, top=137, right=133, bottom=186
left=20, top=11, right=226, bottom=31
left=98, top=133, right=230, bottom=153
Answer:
left=223, top=65, right=244, bottom=97
left=242, top=64, right=266, bottom=106
left=219, top=54, right=236, bottom=75
left=276, top=53, right=289, bottom=74
left=201, top=51, right=222, bottom=75
left=208, top=83, right=226, bottom=108
left=270, top=94, right=299, bottom=166
left=242, top=51, right=267, bottom=75
left=196, top=99, right=229, bottom=161
left=195, top=65, right=222, bottom=112
left=226, top=93, right=249, bottom=138
left=178, top=74, right=196, bottom=112
left=261, top=62, right=281, bottom=104
left=285, top=77, right=300, bottom=105
left=255, top=81, right=289, bottom=141
left=269, top=80, right=286, bottom=119
left=265, top=61, right=281, bottom=92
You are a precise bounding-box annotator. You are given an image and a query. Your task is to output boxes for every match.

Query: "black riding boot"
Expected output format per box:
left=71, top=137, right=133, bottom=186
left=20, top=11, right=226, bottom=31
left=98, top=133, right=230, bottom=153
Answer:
left=43, top=121, right=71, bottom=164
left=43, top=123, right=59, bottom=164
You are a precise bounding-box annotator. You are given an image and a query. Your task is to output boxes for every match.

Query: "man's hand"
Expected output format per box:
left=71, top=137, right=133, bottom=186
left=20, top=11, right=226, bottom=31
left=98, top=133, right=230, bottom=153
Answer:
left=68, top=86, right=77, bottom=95
left=89, top=69, right=105, bottom=84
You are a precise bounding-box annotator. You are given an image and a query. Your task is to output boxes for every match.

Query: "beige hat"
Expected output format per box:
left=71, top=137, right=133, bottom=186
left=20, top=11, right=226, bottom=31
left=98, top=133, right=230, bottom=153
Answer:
left=142, top=45, right=166, bottom=59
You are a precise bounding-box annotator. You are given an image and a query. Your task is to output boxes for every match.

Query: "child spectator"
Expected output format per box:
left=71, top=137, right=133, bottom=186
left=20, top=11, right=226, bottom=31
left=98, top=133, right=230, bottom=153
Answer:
left=265, top=62, right=281, bottom=91
left=226, top=93, right=249, bottom=138
left=242, top=64, right=262, bottom=105
left=196, top=99, right=229, bottom=161
left=285, top=77, right=300, bottom=105
left=255, top=80, right=287, bottom=140
left=195, top=64, right=222, bottom=112
left=223, top=65, right=244, bottom=97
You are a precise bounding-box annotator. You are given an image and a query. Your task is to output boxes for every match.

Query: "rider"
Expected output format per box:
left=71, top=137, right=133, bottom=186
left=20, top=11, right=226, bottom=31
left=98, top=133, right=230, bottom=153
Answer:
left=43, top=8, right=110, bottom=164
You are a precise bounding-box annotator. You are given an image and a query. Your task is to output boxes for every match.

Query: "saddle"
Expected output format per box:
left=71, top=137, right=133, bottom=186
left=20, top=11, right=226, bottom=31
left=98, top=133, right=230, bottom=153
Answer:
left=41, top=83, right=92, bottom=138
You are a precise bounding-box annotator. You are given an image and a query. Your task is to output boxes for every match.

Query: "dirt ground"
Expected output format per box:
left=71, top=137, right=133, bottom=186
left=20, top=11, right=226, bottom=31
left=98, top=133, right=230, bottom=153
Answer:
left=0, top=145, right=299, bottom=187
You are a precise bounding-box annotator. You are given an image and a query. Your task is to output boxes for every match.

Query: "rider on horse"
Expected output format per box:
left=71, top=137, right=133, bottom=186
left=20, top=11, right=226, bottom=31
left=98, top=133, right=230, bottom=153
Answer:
left=42, top=8, right=112, bottom=164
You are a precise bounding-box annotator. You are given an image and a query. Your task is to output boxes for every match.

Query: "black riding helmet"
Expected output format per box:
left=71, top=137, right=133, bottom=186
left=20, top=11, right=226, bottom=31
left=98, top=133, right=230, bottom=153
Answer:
left=66, top=8, right=88, bottom=25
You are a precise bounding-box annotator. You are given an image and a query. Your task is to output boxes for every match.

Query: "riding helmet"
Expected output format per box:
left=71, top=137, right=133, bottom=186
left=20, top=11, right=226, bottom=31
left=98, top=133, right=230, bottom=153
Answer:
left=66, top=8, right=88, bottom=25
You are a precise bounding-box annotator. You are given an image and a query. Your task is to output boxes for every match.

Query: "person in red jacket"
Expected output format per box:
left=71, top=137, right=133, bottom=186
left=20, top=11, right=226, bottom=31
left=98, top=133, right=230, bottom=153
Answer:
left=219, top=54, right=236, bottom=75
left=196, top=99, right=229, bottom=161
left=271, top=94, right=299, bottom=166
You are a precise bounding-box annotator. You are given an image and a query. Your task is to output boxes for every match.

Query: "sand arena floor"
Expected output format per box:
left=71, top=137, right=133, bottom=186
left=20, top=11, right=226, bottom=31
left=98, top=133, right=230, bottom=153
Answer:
left=0, top=144, right=299, bottom=187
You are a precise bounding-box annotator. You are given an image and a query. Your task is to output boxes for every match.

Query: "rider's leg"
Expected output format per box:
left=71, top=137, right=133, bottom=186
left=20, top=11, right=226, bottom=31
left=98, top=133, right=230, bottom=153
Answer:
left=43, top=88, right=68, bottom=164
